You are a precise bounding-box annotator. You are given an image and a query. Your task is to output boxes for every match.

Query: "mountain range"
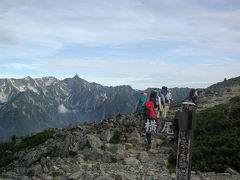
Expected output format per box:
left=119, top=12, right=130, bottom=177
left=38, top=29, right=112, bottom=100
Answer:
left=0, top=75, right=240, bottom=179
left=0, top=76, right=240, bottom=179
left=0, top=75, right=190, bottom=141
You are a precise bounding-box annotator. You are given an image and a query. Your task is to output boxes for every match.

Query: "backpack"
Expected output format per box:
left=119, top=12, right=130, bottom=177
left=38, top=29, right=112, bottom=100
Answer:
left=138, top=94, right=148, bottom=113
left=161, top=86, right=168, bottom=96
left=149, top=90, right=160, bottom=107
left=160, top=86, right=169, bottom=104
left=144, top=101, right=157, bottom=119
left=189, top=88, right=196, bottom=98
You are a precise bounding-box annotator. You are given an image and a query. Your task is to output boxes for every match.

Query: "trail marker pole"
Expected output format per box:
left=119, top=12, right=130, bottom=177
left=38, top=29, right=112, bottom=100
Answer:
left=176, top=102, right=197, bottom=180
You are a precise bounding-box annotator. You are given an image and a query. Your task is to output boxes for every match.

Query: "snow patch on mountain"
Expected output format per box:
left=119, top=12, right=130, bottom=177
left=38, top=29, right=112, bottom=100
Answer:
left=27, top=85, right=39, bottom=94
left=0, top=92, right=7, bottom=103
left=9, top=80, right=25, bottom=92
left=44, top=77, right=58, bottom=86
left=58, top=104, right=70, bottom=114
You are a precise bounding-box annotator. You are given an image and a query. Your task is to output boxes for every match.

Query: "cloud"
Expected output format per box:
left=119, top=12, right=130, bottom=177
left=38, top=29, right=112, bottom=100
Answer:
left=35, top=57, right=240, bottom=89
left=0, top=63, right=41, bottom=70
left=0, top=0, right=240, bottom=89
left=0, top=0, right=240, bottom=50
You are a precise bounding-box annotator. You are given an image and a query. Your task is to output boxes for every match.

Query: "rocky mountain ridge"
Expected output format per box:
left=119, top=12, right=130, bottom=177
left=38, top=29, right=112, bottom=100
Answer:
left=196, top=76, right=240, bottom=111
left=0, top=76, right=190, bottom=142
left=1, top=76, right=240, bottom=179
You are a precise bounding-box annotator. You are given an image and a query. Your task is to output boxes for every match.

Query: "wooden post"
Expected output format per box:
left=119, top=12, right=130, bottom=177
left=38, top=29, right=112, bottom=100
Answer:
left=176, top=102, right=197, bottom=180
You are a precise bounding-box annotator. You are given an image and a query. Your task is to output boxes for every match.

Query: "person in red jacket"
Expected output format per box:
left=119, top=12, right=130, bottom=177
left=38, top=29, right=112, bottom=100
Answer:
left=144, top=100, right=157, bottom=150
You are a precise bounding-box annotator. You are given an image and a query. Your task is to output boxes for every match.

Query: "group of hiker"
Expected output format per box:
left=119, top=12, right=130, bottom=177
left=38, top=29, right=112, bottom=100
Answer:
left=136, top=86, right=173, bottom=150
left=136, top=87, right=198, bottom=150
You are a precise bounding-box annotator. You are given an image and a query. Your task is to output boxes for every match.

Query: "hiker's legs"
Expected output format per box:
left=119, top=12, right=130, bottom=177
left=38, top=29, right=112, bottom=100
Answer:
left=155, top=107, right=160, bottom=118
left=164, top=104, right=169, bottom=119
left=146, top=132, right=152, bottom=145
left=140, top=113, right=145, bottom=130
left=162, top=105, right=168, bottom=120
left=146, top=132, right=152, bottom=150
left=141, top=115, right=147, bottom=136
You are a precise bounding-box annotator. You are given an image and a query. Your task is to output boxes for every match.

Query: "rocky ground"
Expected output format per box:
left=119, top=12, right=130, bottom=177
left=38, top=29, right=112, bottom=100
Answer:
left=197, top=84, right=240, bottom=111
left=0, top=114, right=240, bottom=180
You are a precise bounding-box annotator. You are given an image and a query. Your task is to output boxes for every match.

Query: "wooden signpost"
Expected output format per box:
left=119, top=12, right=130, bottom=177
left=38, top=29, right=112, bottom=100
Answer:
left=176, top=102, right=197, bottom=180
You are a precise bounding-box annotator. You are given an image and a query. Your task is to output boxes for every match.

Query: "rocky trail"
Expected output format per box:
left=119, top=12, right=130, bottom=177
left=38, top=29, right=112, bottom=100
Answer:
left=0, top=114, right=240, bottom=180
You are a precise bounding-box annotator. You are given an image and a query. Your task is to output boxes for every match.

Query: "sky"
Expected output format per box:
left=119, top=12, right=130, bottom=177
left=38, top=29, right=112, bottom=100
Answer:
left=0, top=0, right=240, bottom=90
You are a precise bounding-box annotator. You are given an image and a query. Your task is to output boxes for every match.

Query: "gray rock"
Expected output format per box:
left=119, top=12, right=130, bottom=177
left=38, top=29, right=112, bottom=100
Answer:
left=96, top=174, right=114, bottom=180
left=102, top=151, right=113, bottom=163
left=23, top=147, right=49, bottom=167
left=27, top=164, right=42, bottom=176
left=80, top=135, right=103, bottom=150
left=123, top=157, right=140, bottom=165
left=83, top=171, right=95, bottom=179
left=82, top=148, right=104, bottom=161
left=21, top=176, right=31, bottom=180
left=226, top=168, right=239, bottom=175
left=100, top=129, right=113, bottom=142
left=115, top=172, right=128, bottom=180
left=171, top=173, right=176, bottom=179
left=43, top=166, right=49, bottom=173
left=42, top=175, right=53, bottom=180
left=137, top=151, right=149, bottom=163
left=124, top=143, right=133, bottom=149
left=105, top=144, right=125, bottom=154
left=127, top=128, right=140, bottom=146
left=113, top=152, right=125, bottom=161
left=142, top=176, right=154, bottom=180
left=69, top=142, right=79, bottom=155
left=68, top=171, right=83, bottom=180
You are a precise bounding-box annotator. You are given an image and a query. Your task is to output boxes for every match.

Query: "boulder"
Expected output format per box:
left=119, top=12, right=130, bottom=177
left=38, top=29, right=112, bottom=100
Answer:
left=79, top=135, right=103, bottom=150
left=123, top=157, right=140, bottom=165
left=100, top=129, right=114, bottom=142
left=23, top=146, right=49, bottom=167
left=127, top=128, right=140, bottom=146
left=82, top=148, right=104, bottom=161
left=69, top=142, right=79, bottom=155
left=152, top=138, right=164, bottom=148
left=102, top=151, right=113, bottom=163
left=115, top=172, right=128, bottom=180
left=27, top=164, right=42, bottom=176
left=68, top=171, right=83, bottom=180
left=137, top=151, right=149, bottom=163
left=105, top=143, right=126, bottom=154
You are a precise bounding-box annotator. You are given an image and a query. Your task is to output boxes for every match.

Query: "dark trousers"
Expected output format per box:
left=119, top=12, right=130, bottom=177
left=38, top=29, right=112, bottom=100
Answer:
left=145, top=118, right=157, bottom=145
left=146, top=132, right=152, bottom=145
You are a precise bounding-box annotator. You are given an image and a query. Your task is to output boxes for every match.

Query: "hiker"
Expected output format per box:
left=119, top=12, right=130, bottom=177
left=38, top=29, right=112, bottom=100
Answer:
left=189, top=88, right=198, bottom=104
left=149, top=89, right=162, bottom=118
left=160, top=86, right=172, bottom=120
left=136, top=92, right=149, bottom=130
left=143, top=99, right=157, bottom=150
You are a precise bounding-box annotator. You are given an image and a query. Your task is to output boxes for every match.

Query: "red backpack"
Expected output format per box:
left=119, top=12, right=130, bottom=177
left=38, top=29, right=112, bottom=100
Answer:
left=144, top=101, right=157, bottom=119
left=189, top=88, right=196, bottom=98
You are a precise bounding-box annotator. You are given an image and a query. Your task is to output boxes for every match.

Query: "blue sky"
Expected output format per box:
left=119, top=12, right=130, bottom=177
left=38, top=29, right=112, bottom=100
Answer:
left=0, top=0, right=240, bottom=90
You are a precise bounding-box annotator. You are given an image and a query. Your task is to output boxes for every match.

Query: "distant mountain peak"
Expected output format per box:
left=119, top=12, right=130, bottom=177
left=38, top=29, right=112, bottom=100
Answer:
left=73, top=74, right=80, bottom=79
left=24, top=76, right=32, bottom=80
